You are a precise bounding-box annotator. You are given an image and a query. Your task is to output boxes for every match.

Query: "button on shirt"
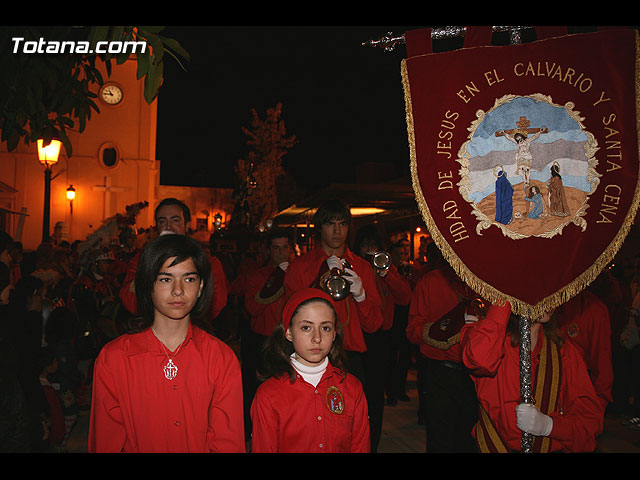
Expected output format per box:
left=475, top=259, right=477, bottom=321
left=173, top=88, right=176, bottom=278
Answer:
left=88, top=325, right=245, bottom=453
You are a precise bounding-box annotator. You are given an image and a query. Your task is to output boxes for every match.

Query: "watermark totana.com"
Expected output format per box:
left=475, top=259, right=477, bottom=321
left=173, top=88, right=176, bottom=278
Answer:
left=11, top=37, right=147, bottom=55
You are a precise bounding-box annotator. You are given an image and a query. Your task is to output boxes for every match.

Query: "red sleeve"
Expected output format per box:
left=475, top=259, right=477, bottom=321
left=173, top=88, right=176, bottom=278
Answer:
left=244, top=267, right=273, bottom=318
left=250, top=381, right=280, bottom=453
left=382, top=266, right=412, bottom=307
left=88, top=348, right=127, bottom=453
left=352, top=260, right=385, bottom=333
left=43, top=385, right=65, bottom=445
left=460, top=302, right=512, bottom=376
left=582, top=296, right=613, bottom=410
left=349, top=378, right=371, bottom=453
left=209, top=255, right=228, bottom=320
left=406, top=270, right=460, bottom=346
left=206, top=343, right=245, bottom=453
left=559, top=292, right=613, bottom=412
left=284, top=255, right=307, bottom=294
left=118, top=250, right=141, bottom=315
left=548, top=342, right=603, bottom=451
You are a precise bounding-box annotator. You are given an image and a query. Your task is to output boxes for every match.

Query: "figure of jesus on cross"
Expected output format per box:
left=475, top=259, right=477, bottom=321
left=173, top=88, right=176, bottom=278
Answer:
left=496, top=116, right=548, bottom=186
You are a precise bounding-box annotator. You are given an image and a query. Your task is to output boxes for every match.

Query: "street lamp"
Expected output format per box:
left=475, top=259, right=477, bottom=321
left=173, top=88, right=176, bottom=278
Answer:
left=66, top=185, right=75, bottom=241
left=66, top=185, right=76, bottom=212
left=37, top=139, right=62, bottom=243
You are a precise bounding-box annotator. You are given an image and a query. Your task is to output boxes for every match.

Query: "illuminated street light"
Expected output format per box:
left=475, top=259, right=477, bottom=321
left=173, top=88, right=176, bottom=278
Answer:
left=37, top=139, right=62, bottom=243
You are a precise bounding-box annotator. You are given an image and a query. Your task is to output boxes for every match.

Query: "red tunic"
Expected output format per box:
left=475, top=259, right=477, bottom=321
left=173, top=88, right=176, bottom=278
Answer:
left=88, top=324, right=245, bottom=453
left=250, top=363, right=370, bottom=453
left=284, top=246, right=384, bottom=352
left=460, top=303, right=603, bottom=453
left=41, top=379, right=66, bottom=445
left=244, top=264, right=288, bottom=337
left=118, top=249, right=228, bottom=321
left=376, top=265, right=412, bottom=331
left=406, top=268, right=464, bottom=363
left=556, top=290, right=613, bottom=413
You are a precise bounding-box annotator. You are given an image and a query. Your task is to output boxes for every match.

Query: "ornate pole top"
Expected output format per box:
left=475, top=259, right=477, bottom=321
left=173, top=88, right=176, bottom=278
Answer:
left=362, top=26, right=530, bottom=51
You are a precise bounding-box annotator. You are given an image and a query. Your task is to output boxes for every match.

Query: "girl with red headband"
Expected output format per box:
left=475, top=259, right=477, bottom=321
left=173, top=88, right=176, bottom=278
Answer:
left=250, top=288, right=370, bottom=453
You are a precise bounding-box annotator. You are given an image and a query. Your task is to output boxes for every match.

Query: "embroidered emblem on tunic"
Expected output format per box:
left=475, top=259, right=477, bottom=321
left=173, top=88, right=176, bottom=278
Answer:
left=567, top=322, right=580, bottom=338
left=439, top=318, right=452, bottom=331
left=326, top=386, right=344, bottom=415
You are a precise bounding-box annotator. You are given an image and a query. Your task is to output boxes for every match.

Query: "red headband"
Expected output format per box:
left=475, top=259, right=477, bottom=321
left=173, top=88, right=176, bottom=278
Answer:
left=282, top=288, right=336, bottom=330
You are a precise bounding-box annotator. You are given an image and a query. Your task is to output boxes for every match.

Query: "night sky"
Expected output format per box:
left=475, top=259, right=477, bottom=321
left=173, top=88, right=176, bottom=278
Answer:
left=155, top=26, right=425, bottom=193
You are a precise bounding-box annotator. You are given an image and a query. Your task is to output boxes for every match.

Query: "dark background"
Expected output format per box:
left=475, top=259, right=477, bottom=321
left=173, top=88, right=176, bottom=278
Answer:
left=155, top=26, right=425, bottom=193
left=154, top=25, right=616, bottom=195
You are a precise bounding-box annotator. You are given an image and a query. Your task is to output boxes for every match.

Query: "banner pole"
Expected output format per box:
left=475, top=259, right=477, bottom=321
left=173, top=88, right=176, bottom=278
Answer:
left=518, top=315, right=534, bottom=452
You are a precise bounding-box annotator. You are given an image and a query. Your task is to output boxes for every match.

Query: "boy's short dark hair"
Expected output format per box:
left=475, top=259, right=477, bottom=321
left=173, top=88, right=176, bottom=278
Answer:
left=312, top=199, right=351, bottom=233
left=265, top=228, right=291, bottom=247
left=154, top=198, right=191, bottom=224
left=0, top=231, right=13, bottom=256
left=135, top=235, right=212, bottom=326
left=354, top=224, right=386, bottom=253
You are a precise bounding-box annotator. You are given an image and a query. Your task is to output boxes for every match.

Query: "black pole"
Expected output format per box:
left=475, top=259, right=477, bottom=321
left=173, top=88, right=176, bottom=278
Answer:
left=42, top=166, right=52, bottom=243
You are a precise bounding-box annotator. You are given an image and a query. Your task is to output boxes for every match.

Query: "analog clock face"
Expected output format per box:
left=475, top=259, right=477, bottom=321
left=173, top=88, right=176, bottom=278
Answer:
left=100, top=84, right=123, bottom=105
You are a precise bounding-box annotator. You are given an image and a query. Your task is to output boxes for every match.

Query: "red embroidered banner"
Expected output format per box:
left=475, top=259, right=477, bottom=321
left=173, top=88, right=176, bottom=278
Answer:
left=402, top=27, right=640, bottom=317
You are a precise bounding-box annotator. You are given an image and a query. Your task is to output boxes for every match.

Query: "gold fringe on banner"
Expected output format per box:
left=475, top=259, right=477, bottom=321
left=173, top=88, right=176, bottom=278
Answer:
left=401, top=32, right=640, bottom=319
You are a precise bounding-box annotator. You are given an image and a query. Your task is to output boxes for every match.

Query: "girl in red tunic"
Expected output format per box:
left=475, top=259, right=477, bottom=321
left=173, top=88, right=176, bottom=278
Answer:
left=88, top=234, right=244, bottom=453
left=250, top=288, right=370, bottom=453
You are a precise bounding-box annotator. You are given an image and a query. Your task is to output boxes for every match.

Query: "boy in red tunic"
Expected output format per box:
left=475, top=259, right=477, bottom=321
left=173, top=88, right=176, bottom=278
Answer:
left=119, top=198, right=228, bottom=325
left=284, top=199, right=384, bottom=380
left=242, top=229, right=292, bottom=438
left=89, top=234, right=244, bottom=453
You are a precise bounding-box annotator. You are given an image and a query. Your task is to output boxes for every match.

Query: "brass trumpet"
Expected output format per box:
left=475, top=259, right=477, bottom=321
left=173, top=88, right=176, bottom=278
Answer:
left=369, top=251, right=391, bottom=273
left=322, top=259, right=352, bottom=301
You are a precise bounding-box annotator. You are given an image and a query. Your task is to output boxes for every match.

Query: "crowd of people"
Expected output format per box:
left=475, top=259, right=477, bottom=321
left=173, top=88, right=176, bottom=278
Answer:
left=1, top=196, right=639, bottom=453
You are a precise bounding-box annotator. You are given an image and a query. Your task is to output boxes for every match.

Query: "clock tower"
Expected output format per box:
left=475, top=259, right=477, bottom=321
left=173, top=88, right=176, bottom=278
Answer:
left=0, top=57, right=159, bottom=249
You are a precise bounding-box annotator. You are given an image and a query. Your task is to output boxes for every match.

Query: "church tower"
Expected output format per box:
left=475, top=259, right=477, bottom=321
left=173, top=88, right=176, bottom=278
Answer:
left=0, top=58, right=159, bottom=249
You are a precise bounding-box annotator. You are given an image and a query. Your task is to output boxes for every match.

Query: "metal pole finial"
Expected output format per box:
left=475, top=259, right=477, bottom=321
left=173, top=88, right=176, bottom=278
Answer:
left=362, top=26, right=531, bottom=51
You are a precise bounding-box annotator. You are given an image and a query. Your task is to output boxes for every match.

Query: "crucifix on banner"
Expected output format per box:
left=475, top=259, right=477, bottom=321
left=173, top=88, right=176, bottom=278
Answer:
left=93, top=176, right=126, bottom=220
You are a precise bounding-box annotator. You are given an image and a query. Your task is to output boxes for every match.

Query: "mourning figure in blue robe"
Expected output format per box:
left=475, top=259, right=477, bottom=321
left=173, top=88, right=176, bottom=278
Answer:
left=494, top=169, right=514, bottom=224
left=524, top=184, right=543, bottom=219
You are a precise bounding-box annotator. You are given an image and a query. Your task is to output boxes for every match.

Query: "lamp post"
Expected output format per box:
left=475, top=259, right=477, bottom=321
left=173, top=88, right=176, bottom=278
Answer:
left=66, top=185, right=76, bottom=240
left=37, top=139, right=61, bottom=244
left=66, top=185, right=75, bottom=213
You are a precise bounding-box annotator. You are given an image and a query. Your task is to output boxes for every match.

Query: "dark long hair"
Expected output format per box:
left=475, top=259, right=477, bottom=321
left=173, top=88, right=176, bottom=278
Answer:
left=9, top=275, right=44, bottom=311
left=506, top=312, right=564, bottom=348
left=133, top=234, right=212, bottom=330
left=258, top=297, right=348, bottom=383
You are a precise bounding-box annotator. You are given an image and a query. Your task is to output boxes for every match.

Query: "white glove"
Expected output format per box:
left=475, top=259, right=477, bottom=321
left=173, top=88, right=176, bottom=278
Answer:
left=516, top=403, right=553, bottom=437
left=377, top=268, right=389, bottom=278
left=343, top=267, right=365, bottom=302
left=464, top=313, right=478, bottom=324
left=326, top=255, right=343, bottom=271
left=279, top=262, right=289, bottom=271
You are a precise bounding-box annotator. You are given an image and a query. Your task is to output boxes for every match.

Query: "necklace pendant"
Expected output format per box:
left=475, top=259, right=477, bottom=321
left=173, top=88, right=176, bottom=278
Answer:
left=164, top=358, right=178, bottom=380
